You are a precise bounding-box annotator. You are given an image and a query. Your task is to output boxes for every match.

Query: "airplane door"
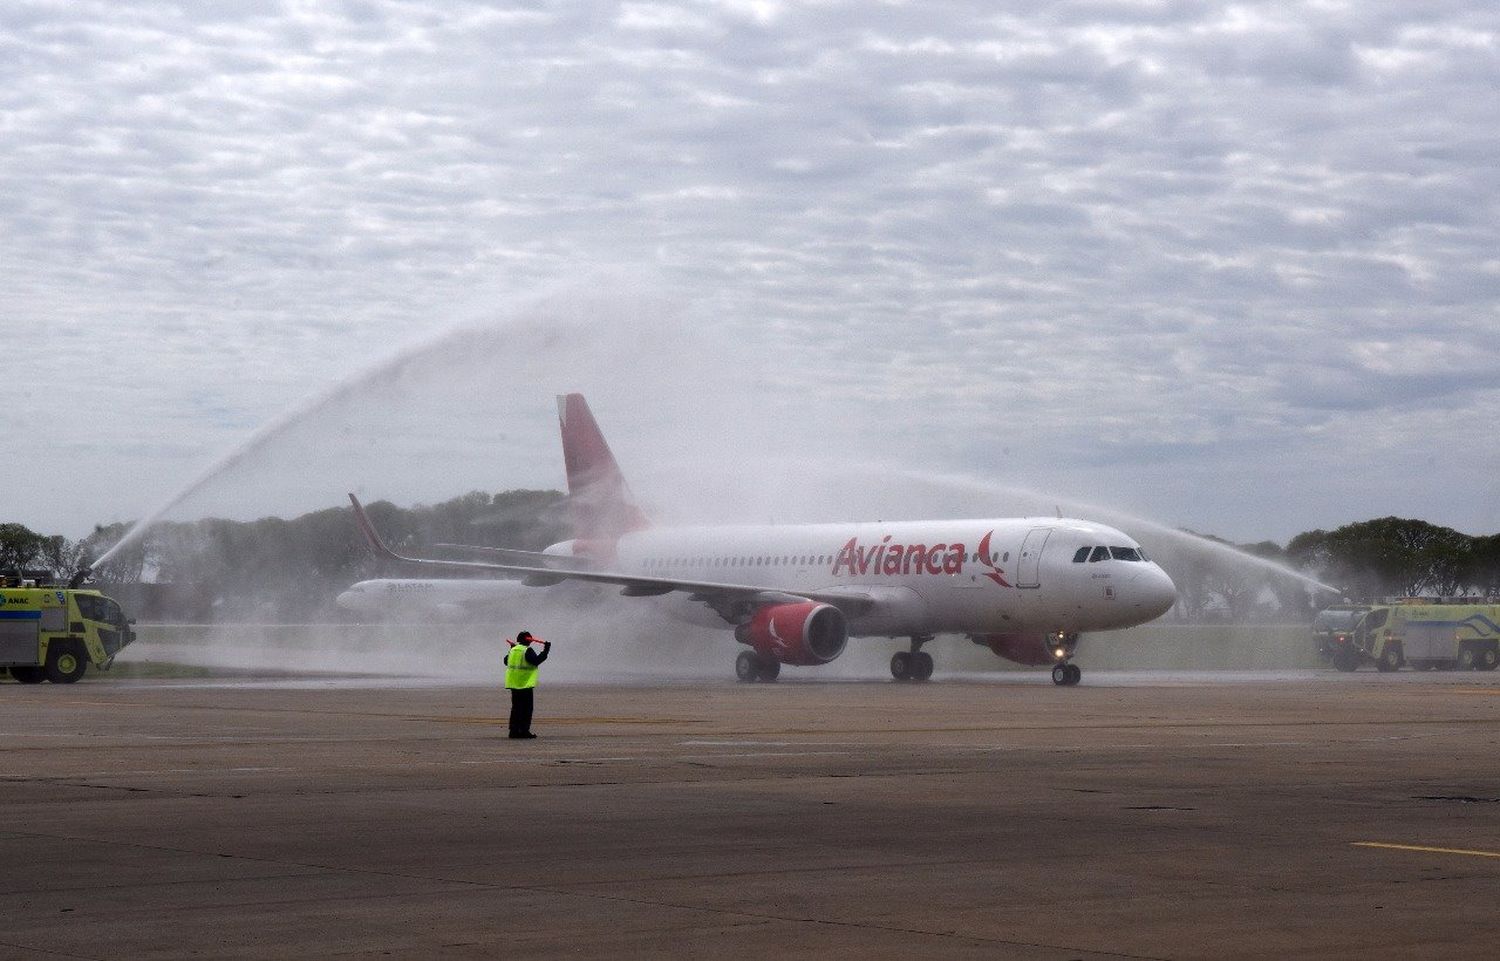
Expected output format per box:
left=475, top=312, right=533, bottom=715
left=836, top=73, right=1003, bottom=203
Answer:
left=1016, top=527, right=1052, bottom=589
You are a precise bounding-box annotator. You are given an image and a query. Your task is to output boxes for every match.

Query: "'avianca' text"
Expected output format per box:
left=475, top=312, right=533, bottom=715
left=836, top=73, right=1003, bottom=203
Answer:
left=832, top=536, right=966, bottom=577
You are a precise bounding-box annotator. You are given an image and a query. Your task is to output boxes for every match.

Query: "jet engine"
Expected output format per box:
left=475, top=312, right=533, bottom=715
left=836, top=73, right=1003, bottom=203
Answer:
left=735, top=602, right=848, bottom=665
left=972, top=632, right=1074, bottom=666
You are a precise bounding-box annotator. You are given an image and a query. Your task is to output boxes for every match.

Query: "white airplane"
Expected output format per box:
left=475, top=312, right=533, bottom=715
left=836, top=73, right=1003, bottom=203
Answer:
left=350, top=394, right=1177, bottom=685
left=335, top=578, right=530, bottom=622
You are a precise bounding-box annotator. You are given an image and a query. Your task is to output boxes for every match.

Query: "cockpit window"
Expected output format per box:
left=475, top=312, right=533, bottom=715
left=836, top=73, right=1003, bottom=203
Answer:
left=1109, top=546, right=1143, bottom=562
left=1072, top=547, right=1090, bottom=563
left=73, top=594, right=124, bottom=625
left=1089, top=546, right=1109, bottom=562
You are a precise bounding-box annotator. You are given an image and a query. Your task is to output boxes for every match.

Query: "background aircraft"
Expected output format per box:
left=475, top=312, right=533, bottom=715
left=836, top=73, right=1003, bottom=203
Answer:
left=335, top=577, right=530, bottom=622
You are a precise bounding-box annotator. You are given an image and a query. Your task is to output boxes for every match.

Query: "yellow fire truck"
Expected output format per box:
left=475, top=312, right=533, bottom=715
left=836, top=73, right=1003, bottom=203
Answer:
left=1317, top=601, right=1500, bottom=672
left=0, top=585, right=135, bottom=683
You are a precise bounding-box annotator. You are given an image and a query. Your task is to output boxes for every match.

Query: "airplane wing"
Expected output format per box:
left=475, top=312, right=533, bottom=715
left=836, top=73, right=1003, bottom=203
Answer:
left=348, top=494, right=879, bottom=618
left=431, top=543, right=594, bottom=568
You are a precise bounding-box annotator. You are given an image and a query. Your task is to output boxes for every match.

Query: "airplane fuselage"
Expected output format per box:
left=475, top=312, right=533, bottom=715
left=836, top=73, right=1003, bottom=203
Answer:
left=574, top=516, right=1176, bottom=638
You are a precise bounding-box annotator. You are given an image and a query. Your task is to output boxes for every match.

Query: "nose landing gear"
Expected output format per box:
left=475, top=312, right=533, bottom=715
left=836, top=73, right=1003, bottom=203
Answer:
left=891, top=635, right=935, bottom=682
left=1050, top=631, right=1081, bottom=686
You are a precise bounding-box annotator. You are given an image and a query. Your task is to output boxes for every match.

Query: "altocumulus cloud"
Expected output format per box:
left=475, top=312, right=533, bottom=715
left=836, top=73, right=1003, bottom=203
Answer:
left=0, top=0, right=1496, bottom=540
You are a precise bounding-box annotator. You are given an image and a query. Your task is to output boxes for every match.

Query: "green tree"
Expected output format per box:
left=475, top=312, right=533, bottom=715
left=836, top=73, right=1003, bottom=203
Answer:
left=1293, top=518, right=1475, bottom=600
left=1470, top=535, right=1500, bottom=597
left=0, top=523, right=50, bottom=571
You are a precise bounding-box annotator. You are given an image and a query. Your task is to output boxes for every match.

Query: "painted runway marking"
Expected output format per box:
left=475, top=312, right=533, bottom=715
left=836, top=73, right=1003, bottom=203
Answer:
left=1354, top=842, right=1500, bottom=860
left=678, top=750, right=849, bottom=760
left=458, top=750, right=850, bottom=766
left=678, top=740, right=857, bottom=747
left=0, top=766, right=294, bottom=780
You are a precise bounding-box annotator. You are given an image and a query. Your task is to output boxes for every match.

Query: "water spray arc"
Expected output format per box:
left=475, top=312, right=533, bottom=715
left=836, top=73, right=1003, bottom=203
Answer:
left=878, top=467, right=1344, bottom=596
left=78, top=315, right=550, bottom=582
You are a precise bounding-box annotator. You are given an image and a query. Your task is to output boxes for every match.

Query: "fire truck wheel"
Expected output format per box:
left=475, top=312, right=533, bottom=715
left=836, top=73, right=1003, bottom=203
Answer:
left=44, top=644, right=88, bottom=684
left=1332, top=650, right=1360, bottom=672
left=1377, top=646, right=1402, bottom=672
left=1476, top=648, right=1499, bottom=671
left=1457, top=647, right=1477, bottom=671
left=9, top=666, right=45, bottom=684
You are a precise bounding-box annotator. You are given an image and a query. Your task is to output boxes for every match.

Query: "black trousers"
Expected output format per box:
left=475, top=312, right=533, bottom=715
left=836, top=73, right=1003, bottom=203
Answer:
left=509, top=687, right=534, bottom=736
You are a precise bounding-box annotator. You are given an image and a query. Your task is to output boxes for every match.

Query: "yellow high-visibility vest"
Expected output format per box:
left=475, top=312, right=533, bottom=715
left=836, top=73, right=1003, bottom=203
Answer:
left=506, top=643, right=539, bottom=690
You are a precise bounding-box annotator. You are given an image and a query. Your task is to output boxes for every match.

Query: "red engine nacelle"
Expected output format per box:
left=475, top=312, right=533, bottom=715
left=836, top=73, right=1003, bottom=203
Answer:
left=735, top=602, right=848, bottom=666
left=973, top=632, right=1072, bottom=666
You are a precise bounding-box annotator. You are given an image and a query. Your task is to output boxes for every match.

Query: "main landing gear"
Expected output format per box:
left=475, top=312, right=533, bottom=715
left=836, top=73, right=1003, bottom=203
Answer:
left=891, top=636, right=935, bottom=682
left=1051, top=662, right=1082, bottom=686
left=735, top=650, right=781, bottom=683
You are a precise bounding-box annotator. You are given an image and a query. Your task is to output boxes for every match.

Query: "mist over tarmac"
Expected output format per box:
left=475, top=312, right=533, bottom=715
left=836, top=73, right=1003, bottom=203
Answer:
left=120, top=616, right=1320, bottom=685
left=103, top=287, right=1329, bottom=683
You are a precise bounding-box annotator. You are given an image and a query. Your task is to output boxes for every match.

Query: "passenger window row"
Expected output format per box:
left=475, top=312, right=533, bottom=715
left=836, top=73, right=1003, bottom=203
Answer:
left=645, top=555, right=834, bottom=569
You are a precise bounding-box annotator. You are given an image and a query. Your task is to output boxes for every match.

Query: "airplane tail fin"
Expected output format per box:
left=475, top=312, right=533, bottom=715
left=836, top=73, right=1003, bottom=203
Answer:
left=556, top=393, right=650, bottom=544
left=348, top=493, right=402, bottom=564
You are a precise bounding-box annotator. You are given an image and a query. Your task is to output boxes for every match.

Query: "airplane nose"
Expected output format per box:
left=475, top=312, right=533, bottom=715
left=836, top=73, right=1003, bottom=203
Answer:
left=1131, top=566, right=1177, bottom=619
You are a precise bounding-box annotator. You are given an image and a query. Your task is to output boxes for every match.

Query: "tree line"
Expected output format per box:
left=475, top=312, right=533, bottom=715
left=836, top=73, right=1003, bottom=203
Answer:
left=1, top=490, right=567, bottom=622
left=1150, top=517, right=1500, bottom=622
left=2, top=499, right=1496, bottom=623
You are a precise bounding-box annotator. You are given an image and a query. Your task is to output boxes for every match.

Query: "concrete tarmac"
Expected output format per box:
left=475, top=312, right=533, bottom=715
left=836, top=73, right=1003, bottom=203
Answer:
left=3, top=670, right=1500, bottom=960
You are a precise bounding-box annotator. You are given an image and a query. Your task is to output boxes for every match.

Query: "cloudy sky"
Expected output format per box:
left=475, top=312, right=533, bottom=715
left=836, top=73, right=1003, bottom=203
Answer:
left=3, top=0, right=1497, bottom=544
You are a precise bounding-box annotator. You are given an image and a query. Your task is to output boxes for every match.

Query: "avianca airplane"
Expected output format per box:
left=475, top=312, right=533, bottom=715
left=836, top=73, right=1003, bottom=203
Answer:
left=350, top=394, right=1177, bottom=685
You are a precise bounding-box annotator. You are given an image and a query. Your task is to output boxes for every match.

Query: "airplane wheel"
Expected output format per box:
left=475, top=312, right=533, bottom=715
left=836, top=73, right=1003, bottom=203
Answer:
left=735, top=651, right=759, bottom=682
left=1051, top=664, right=1069, bottom=686
left=911, top=652, right=934, bottom=682
left=1066, top=663, right=1082, bottom=686
left=757, top=657, right=781, bottom=682
left=890, top=651, right=912, bottom=681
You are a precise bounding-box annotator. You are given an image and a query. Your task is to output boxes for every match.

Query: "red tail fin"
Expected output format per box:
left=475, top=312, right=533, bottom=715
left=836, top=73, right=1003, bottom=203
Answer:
left=348, top=493, right=402, bottom=563
left=556, top=394, right=650, bottom=543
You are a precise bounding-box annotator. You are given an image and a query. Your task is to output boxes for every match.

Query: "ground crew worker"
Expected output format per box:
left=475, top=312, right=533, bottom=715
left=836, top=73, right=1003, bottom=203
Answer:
left=505, top=630, right=551, bottom=739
